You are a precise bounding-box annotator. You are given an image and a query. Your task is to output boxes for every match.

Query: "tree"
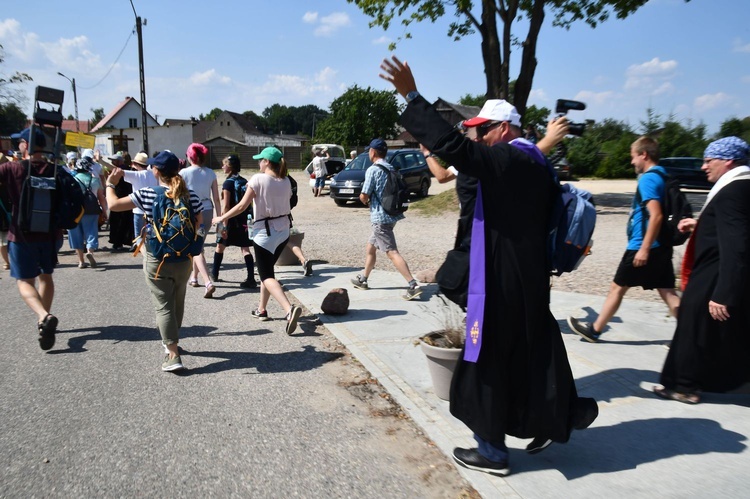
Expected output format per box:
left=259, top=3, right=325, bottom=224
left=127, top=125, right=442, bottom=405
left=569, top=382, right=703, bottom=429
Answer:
left=718, top=117, right=750, bottom=143
left=0, top=102, right=27, bottom=136
left=199, top=107, right=224, bottom=122
left=350, top=0, right=688, bottom=116
left=0, top=44, right=33, bottom=107
left=458, top=93, right=484, bottom=107
left=243, top=110, right=269, bottom=134
left=314, top=85, right=400, bottom=147
left=90, top=107, right=106, bottom=129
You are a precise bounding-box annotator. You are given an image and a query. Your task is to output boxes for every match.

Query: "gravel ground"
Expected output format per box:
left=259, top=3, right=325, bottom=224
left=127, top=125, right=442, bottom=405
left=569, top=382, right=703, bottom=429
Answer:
left=279, top=172, right=707, bottom=306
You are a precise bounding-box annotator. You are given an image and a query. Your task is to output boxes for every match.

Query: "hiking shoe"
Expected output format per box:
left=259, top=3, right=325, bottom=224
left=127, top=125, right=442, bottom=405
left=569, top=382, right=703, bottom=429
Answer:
left=162, top=355, right=184, bottom=372
left=452, top=448, right=510, bottom=477
left=285, top=305, right=302, bottom=335
left=302, top=260, right=313, bottom=277
left=86, top=252, right=97, bottom=268
left=526, top=437, right=553, bottom=455
left=402, top=284, right=423, bottom=301
left=78, top=262, right=89, bottom=269
left=239, top=279, right=258, bottom=289
left=251, top=309, right=270, bottom=321
left=37, top=314, right=58, bottom=351
left=567, top=317, right=600, bottom=343
left=204, top=283, right=216, bottom=299
left=351, top=275, right=369, bottom=290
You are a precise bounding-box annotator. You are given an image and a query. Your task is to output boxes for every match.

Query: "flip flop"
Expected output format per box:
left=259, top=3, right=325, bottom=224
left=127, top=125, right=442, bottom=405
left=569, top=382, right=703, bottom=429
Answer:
left=653, top=385, right=700, bottom=405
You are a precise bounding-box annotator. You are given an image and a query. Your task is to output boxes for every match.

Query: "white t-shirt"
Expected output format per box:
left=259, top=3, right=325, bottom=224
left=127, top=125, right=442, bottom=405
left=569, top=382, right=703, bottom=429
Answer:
left=180, top=165, right=217, bottom=212
left=249, top=173, right=292, bottom=232
left=312, top=156, right=328, bottom=178
left=123, top=168, right=159, bottom=215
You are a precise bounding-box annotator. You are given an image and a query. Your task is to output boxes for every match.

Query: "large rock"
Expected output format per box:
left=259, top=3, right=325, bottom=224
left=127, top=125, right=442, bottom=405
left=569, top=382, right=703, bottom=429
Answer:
left=416, top=268, right=437, bottom=283
left=321, top=288, right=349, bottom=315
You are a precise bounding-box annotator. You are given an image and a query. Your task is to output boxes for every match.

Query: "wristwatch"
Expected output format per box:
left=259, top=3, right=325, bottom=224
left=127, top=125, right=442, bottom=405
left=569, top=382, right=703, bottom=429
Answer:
left=106, top=183, right=116, bottom=189
left=405, top=90, right=420, bottom=103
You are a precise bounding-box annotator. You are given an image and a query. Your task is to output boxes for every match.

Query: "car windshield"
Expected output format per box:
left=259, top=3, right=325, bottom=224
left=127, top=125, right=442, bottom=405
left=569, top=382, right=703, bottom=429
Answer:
left=344, top=151, right=400, bottom=171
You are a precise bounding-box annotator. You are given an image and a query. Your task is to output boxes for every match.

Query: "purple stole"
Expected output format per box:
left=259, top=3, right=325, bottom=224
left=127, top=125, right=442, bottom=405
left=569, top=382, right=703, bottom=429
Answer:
left=463, top=183, right=485, bottom=362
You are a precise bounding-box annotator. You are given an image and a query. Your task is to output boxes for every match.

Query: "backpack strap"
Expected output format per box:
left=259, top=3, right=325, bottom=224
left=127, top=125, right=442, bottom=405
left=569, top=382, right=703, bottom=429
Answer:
left=634, top=168, right=667, bottom=237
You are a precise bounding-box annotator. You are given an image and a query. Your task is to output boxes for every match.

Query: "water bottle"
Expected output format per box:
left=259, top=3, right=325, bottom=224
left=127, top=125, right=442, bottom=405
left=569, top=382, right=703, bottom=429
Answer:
left=247, top=213, right=253, bottom=240
left=197, top=223, right=206, bottom=239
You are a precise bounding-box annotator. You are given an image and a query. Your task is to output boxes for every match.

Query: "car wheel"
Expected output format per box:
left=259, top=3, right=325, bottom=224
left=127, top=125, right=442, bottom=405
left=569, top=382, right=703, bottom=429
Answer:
left=418, top=179, right=430, bottom=198
left=334, top=199, right=348, bottom=207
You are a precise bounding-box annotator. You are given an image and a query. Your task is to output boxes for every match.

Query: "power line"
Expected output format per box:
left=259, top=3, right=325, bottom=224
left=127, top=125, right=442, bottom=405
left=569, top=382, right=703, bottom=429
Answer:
left=77, top=27, right=135, bottom=90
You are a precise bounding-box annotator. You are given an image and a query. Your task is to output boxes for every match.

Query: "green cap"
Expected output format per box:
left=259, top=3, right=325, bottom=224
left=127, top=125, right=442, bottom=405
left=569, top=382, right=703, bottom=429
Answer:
left=253, top=147, right=283, bottom=163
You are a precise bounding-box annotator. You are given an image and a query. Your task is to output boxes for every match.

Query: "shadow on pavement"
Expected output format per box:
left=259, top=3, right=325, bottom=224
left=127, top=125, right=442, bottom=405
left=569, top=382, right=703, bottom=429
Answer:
left=178, top=344, right=343, bottom=375
left=50, top=324, right=218, bottom=354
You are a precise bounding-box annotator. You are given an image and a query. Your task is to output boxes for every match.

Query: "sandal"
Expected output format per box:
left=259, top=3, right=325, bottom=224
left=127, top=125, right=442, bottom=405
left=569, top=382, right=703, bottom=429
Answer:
left=188, top=279, right=199, bottom=288
left=2, top=263, right=9, bottom=270
left=653, top=385, right=700, bottom=405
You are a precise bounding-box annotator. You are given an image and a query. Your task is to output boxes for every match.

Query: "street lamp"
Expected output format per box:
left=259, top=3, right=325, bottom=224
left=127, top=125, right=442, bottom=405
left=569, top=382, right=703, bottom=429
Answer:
left=57, top=72, right=79, bottom=132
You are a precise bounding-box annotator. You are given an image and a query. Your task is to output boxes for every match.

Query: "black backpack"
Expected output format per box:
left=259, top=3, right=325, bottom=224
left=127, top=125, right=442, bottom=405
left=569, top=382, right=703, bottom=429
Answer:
left=55, top=168, right=86, bottom=229
left=635, top=169, right=692, bottom=247
left=76, top=173, right=102, bottom=215
left=374, top=163, right=409, bottom=216
left=288, top=175, right=298, bottom=209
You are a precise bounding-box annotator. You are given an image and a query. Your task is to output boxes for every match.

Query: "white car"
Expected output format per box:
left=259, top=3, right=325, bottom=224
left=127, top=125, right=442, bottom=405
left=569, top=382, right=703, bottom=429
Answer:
left=306, top=144, right=346, bottom=193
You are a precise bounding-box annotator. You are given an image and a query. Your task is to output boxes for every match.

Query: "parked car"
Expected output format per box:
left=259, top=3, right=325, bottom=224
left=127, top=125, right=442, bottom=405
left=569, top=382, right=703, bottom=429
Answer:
left=660, top=157, right=711, bottom=190
left=305, top=144, right=346, bottom=193
left=553, top=158, right=572, bottom=180
left=329, top=149, right=432, bottom=206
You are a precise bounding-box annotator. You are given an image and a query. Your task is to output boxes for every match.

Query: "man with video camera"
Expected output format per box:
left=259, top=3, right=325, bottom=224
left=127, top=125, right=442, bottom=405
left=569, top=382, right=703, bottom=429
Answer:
left=380, top=56, right=598, bottom=476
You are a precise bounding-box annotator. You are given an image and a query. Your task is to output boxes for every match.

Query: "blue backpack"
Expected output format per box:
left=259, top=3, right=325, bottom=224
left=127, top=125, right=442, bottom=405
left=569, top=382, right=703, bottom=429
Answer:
left=509, top=139, right=596, bottom=276
left=145, top=186, right=203, bottom=275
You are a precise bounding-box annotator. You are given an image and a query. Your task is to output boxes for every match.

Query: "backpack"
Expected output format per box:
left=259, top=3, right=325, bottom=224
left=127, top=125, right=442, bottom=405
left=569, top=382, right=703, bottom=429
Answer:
left=635, top=169, right=692, bottom=247
left=547, top=181, right=597, bottom=276
left=374, top=163, right=409, bottom=216
left=76, top=173, right=102, bottom=215
left=288, top=175, right=298, bottom=209
left=18, top=160, right=57, bottom=234
left=55, top=168, right=85, bottom=229
left=144, top=186, right=203, bottom=275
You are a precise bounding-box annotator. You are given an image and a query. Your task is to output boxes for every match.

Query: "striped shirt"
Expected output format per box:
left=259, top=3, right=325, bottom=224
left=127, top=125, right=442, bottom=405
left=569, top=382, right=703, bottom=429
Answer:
left=130, top=187, right=202, bottom=221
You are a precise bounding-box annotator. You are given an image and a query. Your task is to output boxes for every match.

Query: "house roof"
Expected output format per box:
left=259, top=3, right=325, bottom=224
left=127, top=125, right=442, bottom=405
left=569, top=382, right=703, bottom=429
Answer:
left=61, top=120, right=91, bottom=133
left=224, top=111, right=260, bottom=134
left=434, top=98, right=481, bottom=121
left=203, top=136, right=247, bottom=146
left=90, top=96, right=159, bottom=132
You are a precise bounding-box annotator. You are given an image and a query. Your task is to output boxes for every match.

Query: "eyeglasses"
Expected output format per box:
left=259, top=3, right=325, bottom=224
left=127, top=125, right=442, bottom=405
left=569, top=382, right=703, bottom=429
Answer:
left=476, top=121, right=503, bottom=138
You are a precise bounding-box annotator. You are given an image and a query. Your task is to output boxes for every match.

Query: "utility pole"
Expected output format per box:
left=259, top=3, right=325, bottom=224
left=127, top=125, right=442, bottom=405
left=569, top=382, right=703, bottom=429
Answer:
left=131, top=0, right=149, bottom=154
left=57, top=72, right=79, bottom=132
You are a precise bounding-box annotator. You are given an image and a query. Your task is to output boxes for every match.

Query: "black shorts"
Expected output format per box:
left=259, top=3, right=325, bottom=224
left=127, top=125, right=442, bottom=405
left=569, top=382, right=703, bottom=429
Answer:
left=613, top=245, right=675, bottom=290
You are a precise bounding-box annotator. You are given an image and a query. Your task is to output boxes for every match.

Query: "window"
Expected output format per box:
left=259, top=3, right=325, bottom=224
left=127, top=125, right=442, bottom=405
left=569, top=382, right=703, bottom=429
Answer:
left=129, top=118, right=137, bottom=128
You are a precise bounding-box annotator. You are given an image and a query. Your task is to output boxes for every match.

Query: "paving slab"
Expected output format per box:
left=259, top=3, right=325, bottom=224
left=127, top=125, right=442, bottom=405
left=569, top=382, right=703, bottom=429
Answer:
left=285, top=264, right=750, bottom=498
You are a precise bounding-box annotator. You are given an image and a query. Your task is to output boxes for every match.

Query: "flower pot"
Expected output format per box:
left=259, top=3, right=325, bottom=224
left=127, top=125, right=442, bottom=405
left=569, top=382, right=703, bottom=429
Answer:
left=420, top=338, right=462, bottom=401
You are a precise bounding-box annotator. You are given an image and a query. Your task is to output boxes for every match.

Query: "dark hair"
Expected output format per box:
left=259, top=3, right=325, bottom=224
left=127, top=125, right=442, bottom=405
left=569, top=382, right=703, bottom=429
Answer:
left=225, top=154, right=241, bottom=174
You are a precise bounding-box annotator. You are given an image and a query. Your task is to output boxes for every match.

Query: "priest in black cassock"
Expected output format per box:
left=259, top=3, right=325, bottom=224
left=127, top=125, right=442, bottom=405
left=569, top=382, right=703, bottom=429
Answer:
left=656, top=137, right=750, bottom=404
left=380, top=56, right=598, bottom=477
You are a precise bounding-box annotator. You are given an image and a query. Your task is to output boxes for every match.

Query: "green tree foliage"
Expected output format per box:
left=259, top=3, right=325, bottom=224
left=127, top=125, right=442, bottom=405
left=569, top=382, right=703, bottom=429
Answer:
left=458, top=93, right=484, bottom=107
left=349, top=0, right=682, bottom=115
left=90, top=107, right=106, bottom=129
left=657, top=120, right=708, bottom=158
left=567, top=118, right=634, bottom=177
left=0, top=101, right=27, bottom=136
left=718, top=117, right=750, bottom=143
left=243, top=110, right=269, bottom=134
left=199, top=107, right=224, bottom=121
left=314, top=85, right=400, bottom=147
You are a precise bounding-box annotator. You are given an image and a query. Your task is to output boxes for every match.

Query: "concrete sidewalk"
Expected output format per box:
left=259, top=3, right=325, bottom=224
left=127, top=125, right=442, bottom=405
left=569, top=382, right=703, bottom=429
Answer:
left=282, top=264, right=750, bottom=498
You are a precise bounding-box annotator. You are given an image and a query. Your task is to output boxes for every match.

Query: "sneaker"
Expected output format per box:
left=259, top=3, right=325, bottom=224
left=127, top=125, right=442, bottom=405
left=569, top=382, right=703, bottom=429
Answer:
left=78, top=262, right=89, bottom=269
left=239, top=279, right=258, bottom=289
left=285, top=305, right=302, bottom=335
left=251, top=309, right=270, bottom=321
left=302, top=260, right=313, bottom=277
left=37, top=314, right=58, bottom=351
left=567, top=317, right=600, bottom=343
left=526, top=437, right=553, bottom=455
left=351, top=275, right=369, bottom=290
left=402, top=284, right=423, bottom=301
left=204, top=283, right=216, bottom=299
left=452, top=448, right=510, bottom=477
left=162, top=355, right=184, bottom=372
left=86, top=252, right=97, bottom=268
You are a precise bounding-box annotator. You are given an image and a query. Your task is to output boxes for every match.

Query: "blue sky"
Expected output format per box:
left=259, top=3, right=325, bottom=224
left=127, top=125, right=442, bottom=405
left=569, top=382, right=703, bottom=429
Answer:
left=1, top=0, right=747, bottom=135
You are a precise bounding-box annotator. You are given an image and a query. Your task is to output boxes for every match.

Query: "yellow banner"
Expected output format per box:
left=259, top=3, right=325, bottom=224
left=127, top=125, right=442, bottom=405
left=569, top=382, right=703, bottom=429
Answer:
left=65, top=131, right=96, bottom=149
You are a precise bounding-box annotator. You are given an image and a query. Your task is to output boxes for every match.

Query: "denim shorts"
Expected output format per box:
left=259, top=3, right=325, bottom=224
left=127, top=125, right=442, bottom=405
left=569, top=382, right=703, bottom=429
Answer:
left=314, top=177, right=326, bottom=188
left=8, top=240, right=56, bottom=279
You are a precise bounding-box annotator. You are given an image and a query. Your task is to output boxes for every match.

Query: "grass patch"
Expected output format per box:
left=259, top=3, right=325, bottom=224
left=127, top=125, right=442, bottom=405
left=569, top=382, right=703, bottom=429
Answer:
left=409, top=189, right=459, bottom=216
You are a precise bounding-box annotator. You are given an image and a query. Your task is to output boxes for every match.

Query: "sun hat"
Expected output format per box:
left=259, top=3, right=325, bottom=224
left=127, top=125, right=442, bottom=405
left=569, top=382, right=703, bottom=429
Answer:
left=132, top=152, right=149, bottom=166
left=252, top=147, right=283, bottom=163
left=66, top=151, right=78, bottom=162
left=463, top=99, right=522, bottom=128
left=81, top=148, right=94, bottom=159
left=146, top=150, right=180, bottom=175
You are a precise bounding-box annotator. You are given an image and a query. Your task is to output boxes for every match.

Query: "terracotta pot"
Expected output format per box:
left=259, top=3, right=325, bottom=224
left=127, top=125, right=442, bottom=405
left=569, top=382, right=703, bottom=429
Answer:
left=420, top=339, right=462, bottom=401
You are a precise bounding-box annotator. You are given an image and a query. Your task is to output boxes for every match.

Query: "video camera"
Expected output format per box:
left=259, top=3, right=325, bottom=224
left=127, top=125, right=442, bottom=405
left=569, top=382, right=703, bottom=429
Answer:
left=555, top=99, right=587, bottom=137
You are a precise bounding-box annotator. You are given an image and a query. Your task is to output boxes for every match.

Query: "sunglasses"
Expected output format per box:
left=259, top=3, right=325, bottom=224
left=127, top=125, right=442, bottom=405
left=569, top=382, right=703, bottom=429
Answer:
left=476, top=121, right=503, bottom=138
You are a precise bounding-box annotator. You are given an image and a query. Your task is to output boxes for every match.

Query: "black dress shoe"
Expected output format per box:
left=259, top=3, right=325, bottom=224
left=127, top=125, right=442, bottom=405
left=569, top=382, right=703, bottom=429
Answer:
left=452, top=447, right=510, bottom=476
left=572, top=397, right=599, bottom=430
left=526, top=437, right=553, bottom=454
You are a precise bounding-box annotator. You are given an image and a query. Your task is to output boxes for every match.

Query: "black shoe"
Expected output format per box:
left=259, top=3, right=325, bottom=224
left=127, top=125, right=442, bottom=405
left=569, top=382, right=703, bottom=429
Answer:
left=452, top=447, right=510, bottom=477
left=303, top=260, right=313, bottom=277
left=572, top=397, right=599, bottom=430
left=37, top=314, right=58, bottom=351
left=239, top=279, right=257, bottom=289
left=526, top=437, right=553, bottom=455
left=567, top=316, right=601, bottom=343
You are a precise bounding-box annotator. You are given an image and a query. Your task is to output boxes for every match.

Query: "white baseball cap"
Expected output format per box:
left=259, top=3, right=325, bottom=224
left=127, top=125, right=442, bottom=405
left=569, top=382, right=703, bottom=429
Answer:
left=463, top=99, right=522, bottom=128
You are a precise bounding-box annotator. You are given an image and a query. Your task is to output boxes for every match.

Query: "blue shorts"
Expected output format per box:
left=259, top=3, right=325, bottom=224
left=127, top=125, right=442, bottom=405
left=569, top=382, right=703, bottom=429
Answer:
left=9, top=240, right=56, bottom=279
left=314, top=177, right=326, bottom=188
